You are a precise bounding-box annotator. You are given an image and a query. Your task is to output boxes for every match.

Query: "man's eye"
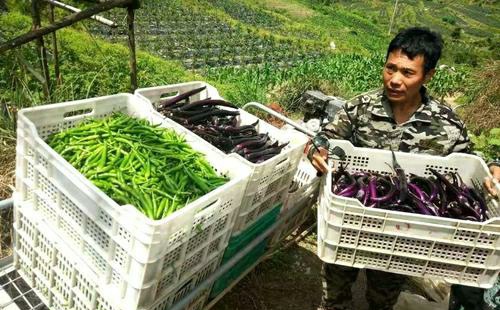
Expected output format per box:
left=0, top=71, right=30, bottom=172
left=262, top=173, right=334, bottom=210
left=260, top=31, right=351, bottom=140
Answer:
left=385, top=66, right=396, bottom=73
left=403, top=70, right=414, bottom=77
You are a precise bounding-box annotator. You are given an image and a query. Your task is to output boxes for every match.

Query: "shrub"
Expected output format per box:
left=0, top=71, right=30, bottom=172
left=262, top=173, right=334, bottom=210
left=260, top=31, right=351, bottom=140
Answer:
left=442, top=15, right=457, bottom=25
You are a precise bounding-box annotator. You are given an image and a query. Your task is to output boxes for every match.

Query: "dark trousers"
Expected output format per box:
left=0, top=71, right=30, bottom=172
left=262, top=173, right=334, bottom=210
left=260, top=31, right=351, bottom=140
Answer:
left=448, top=284, right=485, bottom=310
left=321, top=263, right=406, bottom=310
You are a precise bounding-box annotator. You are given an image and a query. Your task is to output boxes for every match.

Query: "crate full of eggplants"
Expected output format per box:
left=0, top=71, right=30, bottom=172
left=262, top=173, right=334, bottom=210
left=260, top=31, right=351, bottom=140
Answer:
left=331, top=162, right=490, bottom=222
left=155, top=86, right=288, bottom=164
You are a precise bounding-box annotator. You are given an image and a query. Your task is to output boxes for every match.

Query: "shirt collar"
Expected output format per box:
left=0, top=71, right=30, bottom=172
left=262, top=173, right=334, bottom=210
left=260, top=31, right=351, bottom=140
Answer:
left=370, top=87, right=432, bottom=124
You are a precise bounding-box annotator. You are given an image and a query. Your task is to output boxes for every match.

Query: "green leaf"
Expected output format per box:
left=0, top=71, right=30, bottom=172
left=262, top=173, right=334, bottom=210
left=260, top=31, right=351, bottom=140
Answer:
left=489, top=138, right=500, bottom=146
left=489, top=128, right=500, bottom=137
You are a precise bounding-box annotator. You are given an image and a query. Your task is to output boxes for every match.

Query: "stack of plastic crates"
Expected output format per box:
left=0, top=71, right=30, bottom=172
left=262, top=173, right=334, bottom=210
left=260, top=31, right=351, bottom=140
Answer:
left=13, top=94, right=250, bottom=310
left=270, top=158, right=321, bottom=247
left=317, top=140, right=500, bottom=288
left=135, top=82, right=308, bottom=235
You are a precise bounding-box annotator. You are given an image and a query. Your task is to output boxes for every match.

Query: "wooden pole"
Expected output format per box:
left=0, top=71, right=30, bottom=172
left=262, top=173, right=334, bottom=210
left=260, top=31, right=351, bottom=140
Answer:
left=31, top=0, right=51, bottom=99
left=0, top=0, right=133, bottom=54
left=127, top=5, right=137, bottom=92
left=388, top=0, right=399, bottom=35
left=48, top=4, right=61, bottom=85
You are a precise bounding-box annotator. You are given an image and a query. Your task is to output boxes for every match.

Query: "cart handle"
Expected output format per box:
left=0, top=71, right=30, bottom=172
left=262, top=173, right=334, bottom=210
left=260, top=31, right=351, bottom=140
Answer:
left=242, top=102, right=332, bottom=173
left=242, top=102, right=316, bottom=138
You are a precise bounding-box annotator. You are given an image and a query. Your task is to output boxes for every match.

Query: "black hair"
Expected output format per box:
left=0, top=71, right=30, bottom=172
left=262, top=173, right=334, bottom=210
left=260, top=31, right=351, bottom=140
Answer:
left=386, top=27, right=443, bottom=74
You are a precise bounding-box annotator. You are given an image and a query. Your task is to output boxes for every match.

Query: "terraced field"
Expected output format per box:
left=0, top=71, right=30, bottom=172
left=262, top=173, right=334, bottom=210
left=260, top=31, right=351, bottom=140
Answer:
left=88, top=0, right=325, bottom=70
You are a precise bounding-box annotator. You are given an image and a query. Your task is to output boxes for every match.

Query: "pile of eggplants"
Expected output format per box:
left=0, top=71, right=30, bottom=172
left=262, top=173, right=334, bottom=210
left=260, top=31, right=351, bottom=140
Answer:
left=155, top=86, right=288, bottom=163
left=332, top=165, right=489, bottom=222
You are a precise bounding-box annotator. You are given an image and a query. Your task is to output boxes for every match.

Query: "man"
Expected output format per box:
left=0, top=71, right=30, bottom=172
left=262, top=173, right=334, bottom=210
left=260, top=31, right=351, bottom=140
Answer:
left=307, top=27, right=500, bottom=310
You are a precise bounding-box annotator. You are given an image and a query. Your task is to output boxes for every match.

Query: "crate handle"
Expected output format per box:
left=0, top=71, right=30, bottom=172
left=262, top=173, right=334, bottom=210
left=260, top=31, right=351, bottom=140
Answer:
left=63, top=108, right=93, bottom=119
left=198, top=198, right=219, bottom=213
left=275, top=156, right=289, bottom=168
left=159, top=91, right=179, bottom=100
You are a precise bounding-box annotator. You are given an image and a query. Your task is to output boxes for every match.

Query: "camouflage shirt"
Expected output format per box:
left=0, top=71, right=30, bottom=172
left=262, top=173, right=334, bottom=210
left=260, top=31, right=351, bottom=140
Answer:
left=323, top=88, right=471, bottom=156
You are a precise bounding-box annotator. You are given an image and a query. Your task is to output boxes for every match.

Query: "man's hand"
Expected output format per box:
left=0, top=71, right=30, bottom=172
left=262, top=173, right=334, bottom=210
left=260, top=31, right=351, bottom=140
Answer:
left=305, top=143, right=329, bottom=175
left=484, top=165, right=500, bottom=197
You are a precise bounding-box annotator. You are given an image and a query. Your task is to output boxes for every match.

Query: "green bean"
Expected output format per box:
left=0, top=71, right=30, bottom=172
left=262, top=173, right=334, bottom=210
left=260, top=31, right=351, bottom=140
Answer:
left=47, top=113, right=228, bottom=220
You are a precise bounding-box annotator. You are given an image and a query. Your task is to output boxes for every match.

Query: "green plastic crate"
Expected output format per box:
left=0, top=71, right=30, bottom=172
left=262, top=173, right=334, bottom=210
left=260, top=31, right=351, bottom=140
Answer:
left=210, top=204, right=281, bottom=298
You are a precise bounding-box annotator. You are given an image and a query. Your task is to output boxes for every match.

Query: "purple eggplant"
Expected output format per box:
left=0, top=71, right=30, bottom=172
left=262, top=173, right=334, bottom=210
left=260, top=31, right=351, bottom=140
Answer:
left=243, top=141, right=279, bottom=155
left=245, top=146, right=283, bottom=161
left=176, top=99, right=237, bottom=111
left=185, top=110, right=240, bottom=124
left=370, top=177, right=397, bottom=203
left=231, top=134, right=269, bottom=153
left=410, top=175, right=438, bottom=202
left=391, top=150, right=408, bottom=203
left=157, top=86, right=207, bottom=109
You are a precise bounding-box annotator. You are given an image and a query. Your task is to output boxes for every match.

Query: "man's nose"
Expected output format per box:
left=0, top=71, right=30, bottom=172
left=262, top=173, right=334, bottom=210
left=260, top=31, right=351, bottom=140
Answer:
left=390, top=73, right=403, bottom=86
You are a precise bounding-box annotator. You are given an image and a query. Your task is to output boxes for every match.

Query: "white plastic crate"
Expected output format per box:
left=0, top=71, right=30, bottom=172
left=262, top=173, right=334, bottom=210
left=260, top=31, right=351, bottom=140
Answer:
left=13, top=204, right=217, bottom=310
left=133, top=81, right=223, bottom=108
left=270, top=159, right=320, bottom=246
left=14, top=93, right=250, bottom=309
left=282, top=158, right=320, bottom=212
left=135, top=83, right=308, bottom=233
left=317, top=140, right=500, bottom=288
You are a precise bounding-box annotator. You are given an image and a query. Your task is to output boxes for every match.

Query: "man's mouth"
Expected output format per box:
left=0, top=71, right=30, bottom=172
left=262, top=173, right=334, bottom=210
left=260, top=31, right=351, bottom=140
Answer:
left=387, top=89, right=403, bottom=97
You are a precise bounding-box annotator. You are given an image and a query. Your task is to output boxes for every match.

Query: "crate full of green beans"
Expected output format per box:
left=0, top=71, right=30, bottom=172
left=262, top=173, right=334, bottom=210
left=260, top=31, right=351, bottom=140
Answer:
left=13, top=93, right=251, bottom=310
left=135, top=82, right=309, bottom=234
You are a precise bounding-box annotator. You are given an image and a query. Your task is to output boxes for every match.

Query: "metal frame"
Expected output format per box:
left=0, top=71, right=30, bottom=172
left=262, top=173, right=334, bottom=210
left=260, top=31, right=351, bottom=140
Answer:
left=0, top=266, right=46, bottom=310
left=242, top=102, right=316, bottom=137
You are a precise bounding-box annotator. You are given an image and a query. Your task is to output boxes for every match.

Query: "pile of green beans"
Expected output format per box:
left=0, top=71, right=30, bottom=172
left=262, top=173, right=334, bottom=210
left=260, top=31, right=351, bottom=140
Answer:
left=47, top=113, right=228, bottom=220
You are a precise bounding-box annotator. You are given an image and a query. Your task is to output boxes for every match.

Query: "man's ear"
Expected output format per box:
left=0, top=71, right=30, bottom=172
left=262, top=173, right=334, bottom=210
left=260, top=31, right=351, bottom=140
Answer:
left=424, top=68, right=436, bottom=84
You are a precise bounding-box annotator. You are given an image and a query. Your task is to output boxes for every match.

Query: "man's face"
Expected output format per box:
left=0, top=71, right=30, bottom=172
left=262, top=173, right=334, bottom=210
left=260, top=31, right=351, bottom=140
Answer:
left=383, top=49, right=434, bottom=105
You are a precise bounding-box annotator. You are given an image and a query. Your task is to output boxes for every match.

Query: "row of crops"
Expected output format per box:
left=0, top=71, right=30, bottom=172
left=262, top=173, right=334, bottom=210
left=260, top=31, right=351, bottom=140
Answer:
left=85, top=0, right=470, bottom=103
left=207, top=0, right=282, bottom=29
left=201, top=52, right=469, bottom=109
left=88, top=0, right=324, bottom=70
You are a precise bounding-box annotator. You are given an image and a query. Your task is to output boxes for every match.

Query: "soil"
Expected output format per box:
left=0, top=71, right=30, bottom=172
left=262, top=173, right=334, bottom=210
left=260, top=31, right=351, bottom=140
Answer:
left=211, top=232, right=371, bottom=310
left=0, top=206, right=13, bottom=260
left=212, top=235, right=324, bottom=310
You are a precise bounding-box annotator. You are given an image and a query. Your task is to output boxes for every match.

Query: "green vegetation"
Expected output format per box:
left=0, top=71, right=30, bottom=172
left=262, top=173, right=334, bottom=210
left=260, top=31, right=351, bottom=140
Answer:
left=48, top=113, right=227, bottom=220
left=470, top=129, right=500, bottom=162
left=0, top=11, right=195, bottom=124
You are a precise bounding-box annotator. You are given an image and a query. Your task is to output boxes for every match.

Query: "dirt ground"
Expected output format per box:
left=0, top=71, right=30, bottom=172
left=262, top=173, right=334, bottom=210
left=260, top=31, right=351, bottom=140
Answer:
left=209, top=224, right=450, bottom=310
left=0, top=207, right=13, bottom=260
left=211, top=231, right=375, bottom=310
left=212, top=234, right=325, bottom=310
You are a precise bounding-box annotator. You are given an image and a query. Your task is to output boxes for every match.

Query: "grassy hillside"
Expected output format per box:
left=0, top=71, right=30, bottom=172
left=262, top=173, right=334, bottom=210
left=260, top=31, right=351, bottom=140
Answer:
left=0, top=8, right=197, bottom=199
